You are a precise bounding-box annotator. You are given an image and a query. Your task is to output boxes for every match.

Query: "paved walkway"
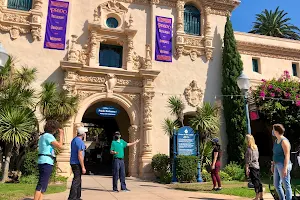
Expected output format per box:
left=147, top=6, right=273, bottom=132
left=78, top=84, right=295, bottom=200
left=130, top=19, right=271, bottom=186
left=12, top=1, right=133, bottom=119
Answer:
left=25, top=176, right=274, bottom=200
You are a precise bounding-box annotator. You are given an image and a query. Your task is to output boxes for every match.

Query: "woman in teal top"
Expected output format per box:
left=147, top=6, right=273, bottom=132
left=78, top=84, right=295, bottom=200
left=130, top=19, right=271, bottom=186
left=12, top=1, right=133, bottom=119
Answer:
left=271, top=124, right=292, bottom=200
left=34, top=120, right=64, bottom=200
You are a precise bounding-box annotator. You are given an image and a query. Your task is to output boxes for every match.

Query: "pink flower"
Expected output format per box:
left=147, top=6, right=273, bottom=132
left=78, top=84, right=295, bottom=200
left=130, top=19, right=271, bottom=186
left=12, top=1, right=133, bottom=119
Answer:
left=261, top=79, right=266, bottom=82
left=260, top=91, right=266, bottom=97
left=270, top=93, right=275, bottom=97
left=285, top=92, right=291, bottom=98
left=296, top=101, right=300, bottom=107
left=284, top=70, right=290, bottom=75
left=268, top=85, right=273, bottom=89
left=275, top=88, right=281, bottom=92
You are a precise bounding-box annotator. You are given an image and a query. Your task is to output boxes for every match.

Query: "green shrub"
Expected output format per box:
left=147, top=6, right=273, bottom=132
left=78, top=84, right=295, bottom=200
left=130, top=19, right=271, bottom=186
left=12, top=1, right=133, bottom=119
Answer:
left=223, top=162, right=245, bottom=181
left=151, top=154, right=170, bottom=178
left=51, top=175, right=68, bottom=183
left=176, top=155, right=198, bottom=182
left=20, top=175, right=38, bottom=184
left=160, top=171, right=172, bottom=184
left=21, top=150, right=38, bottom=176
left=201, top=169, right=211, bottom=182
left=220, top=171, right=232, bottom=181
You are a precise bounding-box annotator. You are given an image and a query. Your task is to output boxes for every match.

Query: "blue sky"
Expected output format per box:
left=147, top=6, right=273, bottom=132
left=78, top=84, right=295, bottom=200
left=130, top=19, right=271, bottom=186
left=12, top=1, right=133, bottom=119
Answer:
left=231, top=0, right=300, bottom=32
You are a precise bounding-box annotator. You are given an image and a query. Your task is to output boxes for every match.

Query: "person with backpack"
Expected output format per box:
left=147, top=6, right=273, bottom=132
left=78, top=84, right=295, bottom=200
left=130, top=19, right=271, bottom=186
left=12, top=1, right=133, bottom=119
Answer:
left=34, top=120, right=64, bottom=200
left=245, top=134, right=263, bottom=200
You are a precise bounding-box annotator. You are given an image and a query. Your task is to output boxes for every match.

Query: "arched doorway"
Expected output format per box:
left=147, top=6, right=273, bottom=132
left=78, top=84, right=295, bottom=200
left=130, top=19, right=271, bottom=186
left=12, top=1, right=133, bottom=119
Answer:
left=82, top=101, right=130, bottom=176
left=72, top=93, right=140, bottom=177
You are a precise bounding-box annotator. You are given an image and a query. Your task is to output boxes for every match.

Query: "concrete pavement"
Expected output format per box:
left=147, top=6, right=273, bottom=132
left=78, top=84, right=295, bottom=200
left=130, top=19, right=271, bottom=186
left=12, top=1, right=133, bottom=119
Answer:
left=25, top=175, right=274, bottom=200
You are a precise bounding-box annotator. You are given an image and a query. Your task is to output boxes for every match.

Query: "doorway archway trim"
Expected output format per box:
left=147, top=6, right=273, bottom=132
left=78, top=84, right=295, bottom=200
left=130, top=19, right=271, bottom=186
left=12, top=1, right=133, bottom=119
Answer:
left=74, top=92, right=139, bottom=126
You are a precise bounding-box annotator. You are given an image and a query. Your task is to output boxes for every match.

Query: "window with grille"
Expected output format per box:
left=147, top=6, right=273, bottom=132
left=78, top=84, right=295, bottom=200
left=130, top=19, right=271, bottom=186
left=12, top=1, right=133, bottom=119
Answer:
left=99, top=44, right=123, bottom=68
left=252, top=59, right=259, bottom=73
left=184, top=4, right=201, bottom=36
left=8, top=0, right=32, bottom=11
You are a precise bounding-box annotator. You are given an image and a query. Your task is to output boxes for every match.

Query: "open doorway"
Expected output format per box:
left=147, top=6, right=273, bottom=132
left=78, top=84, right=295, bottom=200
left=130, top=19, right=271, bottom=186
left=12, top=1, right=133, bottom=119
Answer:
left=82, top=101, right=130, bottom=176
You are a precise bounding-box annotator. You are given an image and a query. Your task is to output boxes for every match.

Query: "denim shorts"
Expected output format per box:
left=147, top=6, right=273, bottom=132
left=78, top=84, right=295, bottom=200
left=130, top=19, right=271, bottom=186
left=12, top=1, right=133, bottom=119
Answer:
left=36, top=164, right=53, bottom=193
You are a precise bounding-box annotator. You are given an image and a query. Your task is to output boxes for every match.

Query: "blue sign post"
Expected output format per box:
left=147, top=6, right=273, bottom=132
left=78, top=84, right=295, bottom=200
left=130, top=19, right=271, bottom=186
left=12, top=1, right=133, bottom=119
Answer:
left=172, top=126, right=202, bottom=183
left=96, top=106, right=120, bottom=117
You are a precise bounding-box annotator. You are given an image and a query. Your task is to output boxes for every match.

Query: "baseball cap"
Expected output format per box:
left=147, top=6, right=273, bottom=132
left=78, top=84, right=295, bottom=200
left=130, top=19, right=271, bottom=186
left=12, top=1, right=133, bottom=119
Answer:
left=77, top=127, right=88, bottom=136
left=211, top=138, right=219, bottom=144
left=114, top=131, right=121, bottom=135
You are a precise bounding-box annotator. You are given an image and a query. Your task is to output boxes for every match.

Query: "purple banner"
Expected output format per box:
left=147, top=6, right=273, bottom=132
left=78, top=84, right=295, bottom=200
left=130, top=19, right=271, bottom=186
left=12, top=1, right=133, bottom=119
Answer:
left=155, top=16, right=172, bottom=62
left=44, top=0, right=69, bottom=50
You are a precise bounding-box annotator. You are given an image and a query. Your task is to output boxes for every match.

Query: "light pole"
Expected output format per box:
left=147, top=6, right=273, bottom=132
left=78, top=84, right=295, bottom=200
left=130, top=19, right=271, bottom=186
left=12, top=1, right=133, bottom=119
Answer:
left=237, top=71, right=253, bottom=189
left=0, top=43, right=9, bottom=68
left=237, top=71, right=251, bottom=135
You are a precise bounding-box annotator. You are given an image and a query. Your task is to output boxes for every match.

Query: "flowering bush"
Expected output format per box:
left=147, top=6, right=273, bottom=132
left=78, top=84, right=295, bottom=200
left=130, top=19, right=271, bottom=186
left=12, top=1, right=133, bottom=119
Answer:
left=253, top=71, right=300, bottom=146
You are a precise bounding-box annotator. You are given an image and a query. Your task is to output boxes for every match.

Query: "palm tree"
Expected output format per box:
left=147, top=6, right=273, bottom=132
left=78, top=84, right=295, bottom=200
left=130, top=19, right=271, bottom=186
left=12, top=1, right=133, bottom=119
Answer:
left=249, top=7, right=300, bottom=40
left=39, top=82, right=79, bottom=125
left=0, top=58, right=37, bottom=182
left=167, top=96, right=185, bottom=127
left=190, top=102, right=220, bottom=168
left=162, top=118, right=180, bottom=137
left=0, top=107, right=36, bottom=182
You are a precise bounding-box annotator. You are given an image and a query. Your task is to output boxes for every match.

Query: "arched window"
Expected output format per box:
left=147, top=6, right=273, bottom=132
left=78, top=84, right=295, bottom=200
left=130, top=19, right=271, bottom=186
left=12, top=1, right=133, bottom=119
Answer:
left=99, top=44, right=123, bottom=68
left=7, top=0, right=32, bottom=11
left=184, top=4, right=201, bottom=35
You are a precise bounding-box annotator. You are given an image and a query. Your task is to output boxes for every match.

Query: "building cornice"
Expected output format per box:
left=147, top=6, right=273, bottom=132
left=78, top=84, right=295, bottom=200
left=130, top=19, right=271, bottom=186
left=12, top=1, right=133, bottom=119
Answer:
left=235, top=31, right=300, bottom=45
left=117, top=0, right=240, bottom=14
left=237, top=40, right=300, bottom=61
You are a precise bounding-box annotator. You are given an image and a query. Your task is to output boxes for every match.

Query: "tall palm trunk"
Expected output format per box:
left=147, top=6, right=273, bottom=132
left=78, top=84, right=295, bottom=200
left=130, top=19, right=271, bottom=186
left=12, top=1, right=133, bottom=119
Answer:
left=1, top=143, right=13, bottom=183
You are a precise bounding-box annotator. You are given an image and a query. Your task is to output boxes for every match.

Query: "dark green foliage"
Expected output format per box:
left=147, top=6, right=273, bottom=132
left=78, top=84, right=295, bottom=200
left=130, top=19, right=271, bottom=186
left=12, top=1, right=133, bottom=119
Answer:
left=21, top=150, right=38, bottom=176
left=249, top=7, right=300, bottom=40
left=223, top=162, right=245, bottom=181
left=175, top=155, right=198, bottom=182
left=151, top=154, right=171, bottom=183
left=221, top=17, right=247, bottom=164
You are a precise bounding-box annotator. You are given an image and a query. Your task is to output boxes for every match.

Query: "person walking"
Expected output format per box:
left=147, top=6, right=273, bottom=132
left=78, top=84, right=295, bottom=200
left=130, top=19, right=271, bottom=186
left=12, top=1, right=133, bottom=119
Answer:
left=110, top=131, right=140, bottom=192
left=34, top=120, right=64, bottom=200
left=272, top=124, right=292, bottom=200
left=68, top=126, right=88, bottom=200
left=211, top=138, right=222, bottom=191
left=245, top=134, right=263, bottom=200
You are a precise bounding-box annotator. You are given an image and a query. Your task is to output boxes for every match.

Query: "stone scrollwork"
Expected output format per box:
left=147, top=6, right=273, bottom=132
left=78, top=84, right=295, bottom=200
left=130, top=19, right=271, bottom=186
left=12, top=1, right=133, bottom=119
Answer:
left=128, top=125, right=139, bottom=176
left=67, top=35, right=90, bottom=65
left=105, top=73, right=117, bottom=93
left=184, top=80, right=203, bottom=107
left=0, top=0, right=43, bottom=40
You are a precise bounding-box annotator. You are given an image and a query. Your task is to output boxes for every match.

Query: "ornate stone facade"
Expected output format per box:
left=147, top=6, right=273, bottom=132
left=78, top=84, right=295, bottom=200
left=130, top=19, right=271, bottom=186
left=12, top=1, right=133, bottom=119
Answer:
left=128, top=125, right=139, bottom=177
left=184, top=80, right=203, bottom=107
left=0, top=0, right=43, bottom=40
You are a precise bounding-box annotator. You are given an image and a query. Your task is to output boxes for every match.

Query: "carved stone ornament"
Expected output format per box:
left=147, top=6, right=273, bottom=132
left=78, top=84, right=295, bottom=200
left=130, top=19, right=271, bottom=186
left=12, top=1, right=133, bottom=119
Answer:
left=67, top=35, right=90, bottom=65
left=0, top=0, right=43, bottom=40
left=184, top=80, right=203, bottom=107
left=105, top=73, right=117, bottom=93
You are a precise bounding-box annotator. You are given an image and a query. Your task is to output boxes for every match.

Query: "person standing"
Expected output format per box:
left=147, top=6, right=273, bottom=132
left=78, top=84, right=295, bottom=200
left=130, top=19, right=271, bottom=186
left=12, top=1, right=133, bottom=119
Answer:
left=245, top=135, right=263, bottom=200
left=68, top=127, right=87, bottom=200
left=211, top=138, right=222, bottom=191
left=110, top=131, right=140, bottom=192
left=34, top=120, right=64, bottom=200
left=272, top=124, right=292, bottom=200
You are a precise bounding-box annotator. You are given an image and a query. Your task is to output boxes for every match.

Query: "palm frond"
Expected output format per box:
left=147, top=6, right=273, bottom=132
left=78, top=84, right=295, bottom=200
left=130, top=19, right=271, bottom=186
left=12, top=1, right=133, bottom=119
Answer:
left=162, top=118, right=180, bottom=137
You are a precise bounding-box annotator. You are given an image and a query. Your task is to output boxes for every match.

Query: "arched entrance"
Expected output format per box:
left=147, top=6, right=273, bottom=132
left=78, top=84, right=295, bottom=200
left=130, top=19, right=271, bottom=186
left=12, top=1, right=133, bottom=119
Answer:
left=82, top=101, right=130, bottom=175
left=73, top=93, right=140, bottom=177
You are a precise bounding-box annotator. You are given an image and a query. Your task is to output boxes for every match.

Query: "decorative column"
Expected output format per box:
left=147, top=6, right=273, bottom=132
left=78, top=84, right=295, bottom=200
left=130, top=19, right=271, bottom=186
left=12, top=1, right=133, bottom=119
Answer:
left=89, top=30, right=98, bottom=66
left=176, top=0, right=185, bottom=33
left=204, top=7, right=214, bottom=60
left=56, top=120, right=73, bottom=177
left=139, top=78, right=155, bottom=178
left=128, top=125, right=139, bottom=177
left=126, top=35, right=134, bottom=70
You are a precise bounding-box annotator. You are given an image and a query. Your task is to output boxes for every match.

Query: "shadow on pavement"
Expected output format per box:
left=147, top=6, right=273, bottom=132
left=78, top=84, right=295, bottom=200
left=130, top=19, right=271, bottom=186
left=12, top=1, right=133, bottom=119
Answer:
left=139, top=184, right=160, bottom=187
left=189, top=197, right=228, bottom=200
left=82, top=187, right=112, bottom=192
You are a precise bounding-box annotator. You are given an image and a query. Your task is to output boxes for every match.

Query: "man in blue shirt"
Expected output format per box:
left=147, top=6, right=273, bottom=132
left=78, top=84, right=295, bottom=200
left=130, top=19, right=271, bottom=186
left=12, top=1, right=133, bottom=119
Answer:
left=68, top=126, right=87, bottom=200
